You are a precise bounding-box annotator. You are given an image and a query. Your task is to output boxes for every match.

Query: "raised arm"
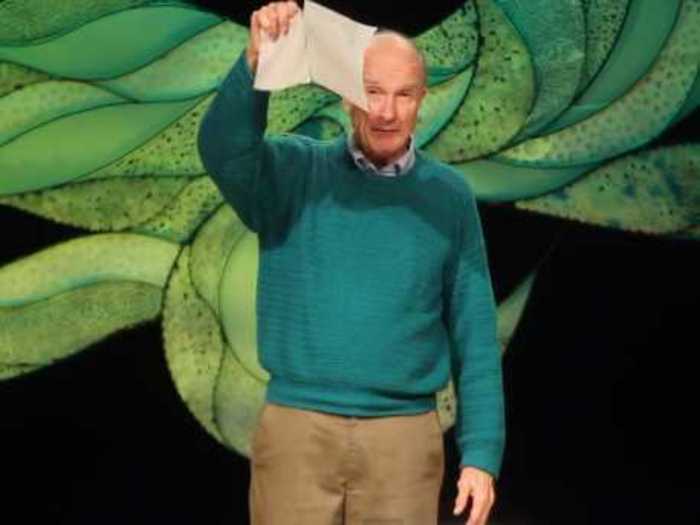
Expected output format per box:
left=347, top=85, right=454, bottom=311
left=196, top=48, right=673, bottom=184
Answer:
left=197, top=1, right=308, bottom=234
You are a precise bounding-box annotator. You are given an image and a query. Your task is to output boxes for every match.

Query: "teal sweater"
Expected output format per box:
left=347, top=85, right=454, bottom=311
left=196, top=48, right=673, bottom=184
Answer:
left=198, top=53, right=505, bottom=477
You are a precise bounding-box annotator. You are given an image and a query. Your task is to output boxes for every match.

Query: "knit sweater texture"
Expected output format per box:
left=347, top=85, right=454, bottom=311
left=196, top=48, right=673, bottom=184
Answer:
left=198, top=53, right=505, bottom=477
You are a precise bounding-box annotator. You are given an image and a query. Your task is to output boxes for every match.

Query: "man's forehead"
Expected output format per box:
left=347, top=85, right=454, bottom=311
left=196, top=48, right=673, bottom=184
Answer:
left=363, top=75, right=423, bottom=91
left=364, top=33, right=426, bottom=86
left=363, top=58, right=424, bottom=89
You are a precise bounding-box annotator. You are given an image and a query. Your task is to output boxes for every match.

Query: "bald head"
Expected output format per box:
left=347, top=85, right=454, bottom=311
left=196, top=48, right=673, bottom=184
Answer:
left=366, top=30, right=427, bottom=87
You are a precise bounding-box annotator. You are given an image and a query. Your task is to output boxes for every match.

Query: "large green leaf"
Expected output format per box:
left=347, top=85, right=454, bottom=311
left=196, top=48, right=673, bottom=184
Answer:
left=544, top=0, right=681, bottom=133
left=0, top=176, right=191, bottom=231
left=0, top=281, right=162, bottom=378
left=163, top=245, right=267, bottom=457
left=425, top=0, right=535, bottom=162
left=213, top=348, right=267, bottom=457
left=578, top=0, right=630, bottom=93
left=130, top=176, right=224, bottom=243
left=497, top=271, right=536, bottom=350
left=0, top=6, right=221, bottom=79
left=0, top=0, right=150, bottom=44
left=414, top=1, right=479, bottom=79
left=163, top=247, right=225, bottom=442
left=219, top=230, right=267, bottom=382
left=97, top=21, right=248, bottom=102
left=0, top=97, right=201, bottom=195
left=499, top=0, right=700, bottom=167
left=0, top=62, right=49, bottom=97
left=85, top=95, right=213, bottom=180
left=0, top=233, right=179, bottom=307
left=495, top=0, right=586, bottom=139
left=455, top=159, right=600, bottom=202
left=190, top=205, right=248, bottom=315
left=515, top=145, right=700, bottom=234
left=0, top=81, right=125, bottom=146
left=415, top=65, right=475, bottom=147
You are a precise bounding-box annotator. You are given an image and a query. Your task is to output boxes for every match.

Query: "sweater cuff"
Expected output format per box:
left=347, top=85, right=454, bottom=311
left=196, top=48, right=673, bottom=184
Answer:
left=459, top=445, right=504, bottom=480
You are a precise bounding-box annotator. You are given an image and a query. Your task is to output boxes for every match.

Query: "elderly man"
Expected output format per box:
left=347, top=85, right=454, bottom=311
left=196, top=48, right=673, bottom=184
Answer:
left=197, top=2, right=505, bottom=524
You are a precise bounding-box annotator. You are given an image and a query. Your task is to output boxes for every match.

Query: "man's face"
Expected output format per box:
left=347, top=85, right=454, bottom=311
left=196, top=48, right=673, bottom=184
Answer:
left=348, top=36, right=426, bottom=168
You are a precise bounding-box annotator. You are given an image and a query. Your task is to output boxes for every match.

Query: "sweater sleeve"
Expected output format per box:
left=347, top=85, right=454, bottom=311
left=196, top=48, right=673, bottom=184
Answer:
left=197, top=52, right=310, bottom=234
left=443, top=185, right=506, bottom=478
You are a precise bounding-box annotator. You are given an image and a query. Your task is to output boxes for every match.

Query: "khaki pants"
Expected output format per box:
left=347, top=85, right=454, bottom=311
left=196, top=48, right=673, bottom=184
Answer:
left=249, top=402, right=445, bottom=525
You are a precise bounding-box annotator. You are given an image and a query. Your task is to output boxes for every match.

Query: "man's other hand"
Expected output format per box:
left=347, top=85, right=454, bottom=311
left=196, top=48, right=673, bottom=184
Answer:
left=247, top=1, right=300, bottom=73
left=453, top=466, right=496, bottom=525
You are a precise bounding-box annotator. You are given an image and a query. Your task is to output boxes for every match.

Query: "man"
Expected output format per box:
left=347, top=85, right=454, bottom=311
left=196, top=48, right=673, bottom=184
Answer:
left=197, top=2, right=505, bottom=524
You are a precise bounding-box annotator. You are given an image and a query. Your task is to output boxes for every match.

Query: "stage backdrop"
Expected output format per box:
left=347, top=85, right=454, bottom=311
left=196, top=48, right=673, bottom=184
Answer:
left=1, top=1, right=698, bottom=523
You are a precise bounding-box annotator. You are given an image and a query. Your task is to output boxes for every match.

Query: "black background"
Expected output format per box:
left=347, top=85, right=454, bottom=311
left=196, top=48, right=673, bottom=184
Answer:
left=1, top=1, right=699, bottom=523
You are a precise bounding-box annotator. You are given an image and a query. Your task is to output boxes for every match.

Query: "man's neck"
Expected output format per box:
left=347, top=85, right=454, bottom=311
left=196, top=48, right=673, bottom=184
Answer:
left=347, top=134, right=415, bottom=176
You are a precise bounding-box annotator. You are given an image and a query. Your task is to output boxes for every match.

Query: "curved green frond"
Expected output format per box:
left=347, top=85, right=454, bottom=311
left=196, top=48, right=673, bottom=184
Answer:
left=415, top=65, right=475, bottom=147
left=0, top=233, right=179, bottom=307
left=0, top=176, right=191, bottom=231
left=414, top=1, right=479, bottom=78
left=0, top=6, right=221, bottom=79
left=0, top=0, right=149, bottom=45
left=163, top=247, right=226, bottom=442
left=578, top=0, right=630, bottom=92
left=456, top=159, right=600, bottom=202
left=425, top=0, right=535, bottom=162
left=0, top=97, right=201, bottom=195
left=0, top=62, right=49, bottom=97
left=130, top=176, right=223, bottom=242
left=213, top=348, right=267, bottom=457
left=0, top=80, right=125, bottom=146
left=0, top=281, right=162, bottom=378
left=190, top=205, right=248, bottom=315
left=163, top=241, right=267, bottom=457
left=497, top=271, right=536, bottom=350
left=97, top=21, right=248, bottom=102
left=515, top=145, right=700, bottom=234
left=86, top=95, right=213, bottom=180
left=495, top=0, right=586, bottom=139
left=499, top=0, right=700, bottom=167
left=545, top=0, right=681, bottom=133
left=219, top=230, right=267, bottom=382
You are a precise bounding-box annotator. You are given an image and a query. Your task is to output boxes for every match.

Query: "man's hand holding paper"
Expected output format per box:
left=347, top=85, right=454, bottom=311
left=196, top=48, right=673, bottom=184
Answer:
left=250, top=0, right=376, bottom=110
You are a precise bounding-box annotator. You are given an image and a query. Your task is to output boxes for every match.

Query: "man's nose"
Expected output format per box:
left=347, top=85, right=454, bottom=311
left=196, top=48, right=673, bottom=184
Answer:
left=377, top=96, right=396, bottom=122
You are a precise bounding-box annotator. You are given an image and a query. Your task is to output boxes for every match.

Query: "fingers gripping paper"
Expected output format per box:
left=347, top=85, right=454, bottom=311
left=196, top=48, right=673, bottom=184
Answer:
left=254, top=0, right=376, bottom=110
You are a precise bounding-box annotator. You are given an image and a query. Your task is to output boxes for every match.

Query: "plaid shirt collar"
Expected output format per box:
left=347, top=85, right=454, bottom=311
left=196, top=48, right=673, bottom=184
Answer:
left=346, top=133, right=416, bottom=177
